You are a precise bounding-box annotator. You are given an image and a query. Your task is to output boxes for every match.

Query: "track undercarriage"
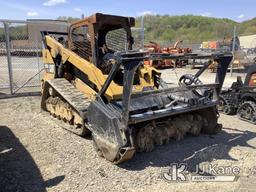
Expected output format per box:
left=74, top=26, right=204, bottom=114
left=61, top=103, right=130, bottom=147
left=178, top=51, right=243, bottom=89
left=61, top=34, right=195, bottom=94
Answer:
left=219, top=93, right=256, bottom=124
left=41, top=79, right=91, bottom=136
left=218, top=64, right=256, bottom=124
left=237, top=101, right=256, bottom=124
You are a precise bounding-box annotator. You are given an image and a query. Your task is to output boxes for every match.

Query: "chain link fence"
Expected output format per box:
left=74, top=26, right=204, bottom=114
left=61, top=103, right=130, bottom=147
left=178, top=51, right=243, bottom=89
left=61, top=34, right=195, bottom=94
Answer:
left=1, top=16, right=256, bottom=96
left=0, top=20, right=143, bottom=96
left=0, top=20, right=68, bottom=95
left=9, top=22, right=42, bottom=93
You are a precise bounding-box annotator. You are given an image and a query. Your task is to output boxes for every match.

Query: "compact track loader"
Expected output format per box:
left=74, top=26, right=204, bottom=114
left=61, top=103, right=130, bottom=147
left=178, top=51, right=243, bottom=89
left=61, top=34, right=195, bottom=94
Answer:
left=218, top=64, right=256, bottom=124
left=41, top=13, right=233, bottom=163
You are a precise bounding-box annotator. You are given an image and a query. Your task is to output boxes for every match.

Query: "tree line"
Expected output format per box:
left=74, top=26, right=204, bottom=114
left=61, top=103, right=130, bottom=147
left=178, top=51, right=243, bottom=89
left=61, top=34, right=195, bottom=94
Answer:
left=135, top=15, right=256, bottom=43
left=0, top=15, right=255, bottom=43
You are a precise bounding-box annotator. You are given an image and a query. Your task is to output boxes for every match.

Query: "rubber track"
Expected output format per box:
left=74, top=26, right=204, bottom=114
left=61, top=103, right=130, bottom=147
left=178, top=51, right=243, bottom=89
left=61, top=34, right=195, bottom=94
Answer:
left=46, top=78, right=90, bottom=118
left=237, top=101, right=256, bottom=124
left=219, top=94, right=236, bottom=115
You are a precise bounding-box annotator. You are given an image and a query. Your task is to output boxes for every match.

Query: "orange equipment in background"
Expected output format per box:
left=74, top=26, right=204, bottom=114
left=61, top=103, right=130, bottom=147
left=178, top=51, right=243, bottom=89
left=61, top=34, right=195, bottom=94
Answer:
left=144, top=40, right=192, bottom=68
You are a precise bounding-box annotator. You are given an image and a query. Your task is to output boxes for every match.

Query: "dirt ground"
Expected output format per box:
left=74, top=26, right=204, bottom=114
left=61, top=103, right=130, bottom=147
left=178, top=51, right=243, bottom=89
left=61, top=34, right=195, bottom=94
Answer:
left=0, top=68, right=256, bottom=192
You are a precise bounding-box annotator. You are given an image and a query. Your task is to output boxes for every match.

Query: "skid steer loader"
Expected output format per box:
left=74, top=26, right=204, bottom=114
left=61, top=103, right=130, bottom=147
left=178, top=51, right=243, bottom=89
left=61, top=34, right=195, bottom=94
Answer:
left=218, top=64, right=256, bottom=124
left=40, top=13, right=233, bottom=163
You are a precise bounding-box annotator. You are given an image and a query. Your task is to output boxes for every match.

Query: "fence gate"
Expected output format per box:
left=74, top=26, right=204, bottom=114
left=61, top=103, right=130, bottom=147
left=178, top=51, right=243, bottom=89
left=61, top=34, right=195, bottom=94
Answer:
left=0, top=20, right=68, bottom=95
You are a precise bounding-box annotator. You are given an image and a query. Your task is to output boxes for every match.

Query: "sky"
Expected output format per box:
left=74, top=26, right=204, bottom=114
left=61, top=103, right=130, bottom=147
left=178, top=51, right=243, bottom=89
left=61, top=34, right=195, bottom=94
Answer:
left=0, top=0, right=255, bottom=22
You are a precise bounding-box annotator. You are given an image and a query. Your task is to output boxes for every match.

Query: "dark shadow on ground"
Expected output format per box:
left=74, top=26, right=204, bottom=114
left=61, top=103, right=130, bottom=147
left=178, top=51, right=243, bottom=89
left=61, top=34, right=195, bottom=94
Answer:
left=119, top=127, right=256, bottom=173
left=0, top=126, right=64, bottom=192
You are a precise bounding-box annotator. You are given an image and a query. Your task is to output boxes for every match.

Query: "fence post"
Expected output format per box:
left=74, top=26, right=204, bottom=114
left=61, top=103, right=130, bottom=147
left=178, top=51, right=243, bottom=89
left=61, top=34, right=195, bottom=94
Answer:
left=141, top=16, right=144, bottom=49
left=4, top=22, right=14, bottom=94
left=35, top=31, right=41, bottom=83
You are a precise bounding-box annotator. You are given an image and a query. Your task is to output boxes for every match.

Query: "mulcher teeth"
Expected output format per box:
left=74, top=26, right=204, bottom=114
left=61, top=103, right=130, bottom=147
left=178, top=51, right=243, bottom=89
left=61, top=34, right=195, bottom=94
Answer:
left=134, top=113, right=207, bottom=152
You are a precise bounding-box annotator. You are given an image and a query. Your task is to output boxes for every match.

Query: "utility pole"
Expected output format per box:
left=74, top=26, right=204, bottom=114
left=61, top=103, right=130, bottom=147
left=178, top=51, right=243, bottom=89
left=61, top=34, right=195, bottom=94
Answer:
left=230, top=25, right=236, bottom=76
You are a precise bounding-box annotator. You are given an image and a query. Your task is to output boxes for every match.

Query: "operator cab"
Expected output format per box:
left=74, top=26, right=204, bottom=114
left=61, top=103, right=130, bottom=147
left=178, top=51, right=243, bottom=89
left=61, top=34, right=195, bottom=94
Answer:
left=234, top=65, right=256, bottom=88
left=68, top=13, right=135, bottom=69
left=68, top=13, right=140, bottom=86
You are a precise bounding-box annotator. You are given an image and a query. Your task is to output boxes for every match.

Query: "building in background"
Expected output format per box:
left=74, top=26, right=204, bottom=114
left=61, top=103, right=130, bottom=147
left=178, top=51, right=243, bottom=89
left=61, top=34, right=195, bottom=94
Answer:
left=239, top=34, right=256, bottom=49
left=10, top=19, right=69, bottom=49
left=27, top=19, right=69, bottom=43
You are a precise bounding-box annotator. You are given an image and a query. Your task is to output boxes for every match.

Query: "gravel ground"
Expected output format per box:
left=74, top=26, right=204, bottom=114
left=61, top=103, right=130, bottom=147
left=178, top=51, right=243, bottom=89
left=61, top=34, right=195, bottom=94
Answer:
left=0, top=68, right=256, bottom=192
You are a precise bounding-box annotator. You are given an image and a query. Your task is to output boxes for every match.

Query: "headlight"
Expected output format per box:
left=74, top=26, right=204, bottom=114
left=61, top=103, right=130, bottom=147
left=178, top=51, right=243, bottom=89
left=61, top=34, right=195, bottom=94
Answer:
left=44, top=64, right=55, bottom=73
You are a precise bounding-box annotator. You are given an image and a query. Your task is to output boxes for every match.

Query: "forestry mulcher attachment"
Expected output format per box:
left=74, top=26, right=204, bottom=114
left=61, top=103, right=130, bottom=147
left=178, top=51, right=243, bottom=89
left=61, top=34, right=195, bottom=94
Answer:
left=40, top=13, right=233, bottom=163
